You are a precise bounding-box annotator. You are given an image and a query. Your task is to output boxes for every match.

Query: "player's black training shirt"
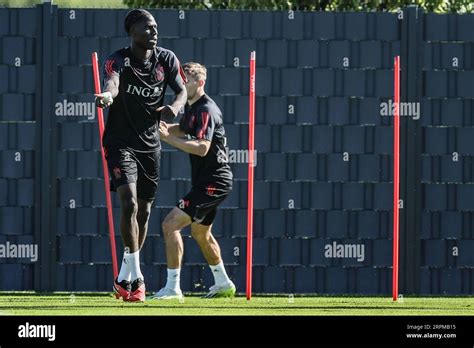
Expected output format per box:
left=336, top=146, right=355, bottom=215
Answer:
left=179, top=94, right=233, bottom=189
left=102, top=46, right=185, bottom=151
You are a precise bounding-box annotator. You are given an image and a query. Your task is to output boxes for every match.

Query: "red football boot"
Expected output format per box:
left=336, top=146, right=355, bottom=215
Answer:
left=126, top=278, right=145, bottom=302
left=113, top=278, right=131, bottom=300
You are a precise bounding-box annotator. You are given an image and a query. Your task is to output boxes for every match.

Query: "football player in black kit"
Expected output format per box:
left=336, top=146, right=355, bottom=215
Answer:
left=153, top=62, right=235, bottom=300
left=94, top=9, right=187, bottom=302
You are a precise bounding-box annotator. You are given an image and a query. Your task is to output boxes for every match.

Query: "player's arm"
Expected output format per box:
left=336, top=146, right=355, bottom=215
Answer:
left=159, top=121, right=210, bottom=157
left=157, top=82, right=187, bottom=121
left=168, top=123, right=185, bottom=137
left=95, top=56, right=121, bottom=109
left=95, top=74, right=119, bottom=108
left=103, top=74, right=120, bottom=98
left=157, top=53, right=187, bottom=121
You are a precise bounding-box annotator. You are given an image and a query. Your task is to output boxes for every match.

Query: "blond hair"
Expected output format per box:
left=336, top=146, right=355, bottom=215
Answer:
left=182, top=62, right=207, bottom=81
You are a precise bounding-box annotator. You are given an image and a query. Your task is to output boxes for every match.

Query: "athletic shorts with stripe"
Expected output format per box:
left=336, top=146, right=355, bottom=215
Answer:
left=177, top=183, right=231, bottom=226
left=105, top=146, right=160, bottom=202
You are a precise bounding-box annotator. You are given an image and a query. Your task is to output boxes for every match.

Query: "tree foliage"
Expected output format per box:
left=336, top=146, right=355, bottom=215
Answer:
left=122, top=0, right=474, bottom=13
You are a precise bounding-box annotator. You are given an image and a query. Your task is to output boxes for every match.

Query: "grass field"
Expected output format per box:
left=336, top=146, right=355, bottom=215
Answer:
left=0, top=293, right=473, bottom=316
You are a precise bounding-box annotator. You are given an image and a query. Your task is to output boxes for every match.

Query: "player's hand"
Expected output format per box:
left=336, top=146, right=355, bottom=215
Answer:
left=158, top=121, right=170, bottom=138
left=94, top=92, right=113, bottom=108
left=157, top=105, right=178, bottom=121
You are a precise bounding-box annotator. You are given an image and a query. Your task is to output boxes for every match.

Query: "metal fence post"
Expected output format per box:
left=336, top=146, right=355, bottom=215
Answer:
left=34, top=0, right=58, bottom=292
left=400, top=5, right=424, bottom=295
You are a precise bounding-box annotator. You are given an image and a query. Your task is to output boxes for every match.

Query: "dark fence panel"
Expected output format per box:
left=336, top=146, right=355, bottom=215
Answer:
left=0, top=5, right=473, bottom=295
left=420, top=11, right=474, bottom=295
left=0, top=7, right=38, bottom=291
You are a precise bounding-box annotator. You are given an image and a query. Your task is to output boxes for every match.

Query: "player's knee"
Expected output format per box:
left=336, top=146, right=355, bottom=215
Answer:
left=137, top=206, right=151, bottom=225
left=191, top=225, right=211, bottom=243
left=121, top=197, right=138, bottom=218
left=190, top=229, right=203, bottom=242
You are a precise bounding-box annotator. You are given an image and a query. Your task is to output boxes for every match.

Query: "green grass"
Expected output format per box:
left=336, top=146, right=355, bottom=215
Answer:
left=0, top=0, right=128, bottom=8
left=0, top=293, right=473, bottom=316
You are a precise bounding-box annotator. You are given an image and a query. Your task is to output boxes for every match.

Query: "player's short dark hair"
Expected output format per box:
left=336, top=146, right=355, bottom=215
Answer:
left=124, top=9, right=154, bottom=35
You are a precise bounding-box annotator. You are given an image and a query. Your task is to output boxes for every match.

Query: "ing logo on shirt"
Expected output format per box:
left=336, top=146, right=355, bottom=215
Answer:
left=126, top=84, right=163, bottom=98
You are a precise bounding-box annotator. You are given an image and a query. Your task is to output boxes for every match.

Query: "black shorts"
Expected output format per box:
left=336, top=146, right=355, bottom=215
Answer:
left=105, top=147, right=160, bottom=202
left=177, top=184, right=231, bottom=226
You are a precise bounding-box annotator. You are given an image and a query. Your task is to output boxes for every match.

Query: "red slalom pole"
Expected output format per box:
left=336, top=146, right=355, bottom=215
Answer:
left=91, top=52, right=119, bottom=280
left=392, top=56, right=400, bottom=301
left=246, top=51, right=256, bottom=301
